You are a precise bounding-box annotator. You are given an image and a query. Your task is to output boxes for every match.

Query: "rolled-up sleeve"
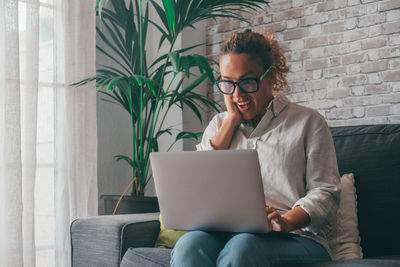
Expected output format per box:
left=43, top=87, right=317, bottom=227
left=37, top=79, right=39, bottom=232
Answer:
left=294, top=115, right=341, bottom=234
left=196, top=114, right=224, bottom=151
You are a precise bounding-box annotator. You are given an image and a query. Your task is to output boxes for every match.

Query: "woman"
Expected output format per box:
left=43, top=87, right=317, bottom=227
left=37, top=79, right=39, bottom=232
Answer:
left=171, top=29, right=341, bottom=267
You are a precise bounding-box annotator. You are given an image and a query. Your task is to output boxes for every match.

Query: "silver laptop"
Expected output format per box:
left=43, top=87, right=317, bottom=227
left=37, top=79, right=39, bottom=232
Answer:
left=150, top=149, right=270, bottom=233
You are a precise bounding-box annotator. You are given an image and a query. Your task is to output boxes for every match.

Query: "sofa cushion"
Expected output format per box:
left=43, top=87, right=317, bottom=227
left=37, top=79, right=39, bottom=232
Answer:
left=120, top=248, right=171, bottom=267
left=326, top=173, right=362, bottom=260
left=155, top=215, right=187, bottom=249
left=330, top=124, right=400, bottom=258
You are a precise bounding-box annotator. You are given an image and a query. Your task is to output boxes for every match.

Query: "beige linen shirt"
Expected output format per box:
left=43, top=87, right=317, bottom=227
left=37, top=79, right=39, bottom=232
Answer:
left=196, top=93, right=341, bottom=253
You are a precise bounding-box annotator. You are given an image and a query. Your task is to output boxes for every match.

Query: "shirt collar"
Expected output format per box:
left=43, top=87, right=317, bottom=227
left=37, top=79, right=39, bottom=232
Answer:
left=242, top=93, right=290, bottom=137
left=267, top=93, right=290, bottom=118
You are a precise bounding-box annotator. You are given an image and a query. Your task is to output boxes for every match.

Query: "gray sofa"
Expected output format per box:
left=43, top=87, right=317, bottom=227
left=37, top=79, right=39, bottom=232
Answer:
left=71, top=124, right=400, bottom=266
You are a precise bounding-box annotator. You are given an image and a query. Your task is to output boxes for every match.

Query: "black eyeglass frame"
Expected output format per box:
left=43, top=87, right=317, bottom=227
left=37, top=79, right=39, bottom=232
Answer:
left=216, top=66, right=272, bottom=95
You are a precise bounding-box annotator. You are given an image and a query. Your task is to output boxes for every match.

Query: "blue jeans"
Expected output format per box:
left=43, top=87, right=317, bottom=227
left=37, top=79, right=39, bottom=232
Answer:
left=170, top=231, right=330, bottom=267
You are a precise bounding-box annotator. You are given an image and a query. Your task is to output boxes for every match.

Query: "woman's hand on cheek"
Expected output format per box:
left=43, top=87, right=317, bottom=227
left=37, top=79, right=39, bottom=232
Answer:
left=224, top=95, right=243, bottom=126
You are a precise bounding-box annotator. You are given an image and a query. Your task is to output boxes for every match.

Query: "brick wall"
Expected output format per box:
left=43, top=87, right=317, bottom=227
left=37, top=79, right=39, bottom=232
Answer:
left=205, top=0, right=400, bottom=126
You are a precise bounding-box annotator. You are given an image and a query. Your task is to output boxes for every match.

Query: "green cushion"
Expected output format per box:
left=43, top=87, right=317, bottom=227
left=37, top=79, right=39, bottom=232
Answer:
left=155, top=215, right=187, bottom=248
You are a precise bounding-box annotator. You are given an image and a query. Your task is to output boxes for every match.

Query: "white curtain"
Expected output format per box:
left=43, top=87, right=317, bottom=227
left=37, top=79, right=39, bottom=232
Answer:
left=54, top=0, right=98, bottom=266
left=0, top=0, right=98, bottom=266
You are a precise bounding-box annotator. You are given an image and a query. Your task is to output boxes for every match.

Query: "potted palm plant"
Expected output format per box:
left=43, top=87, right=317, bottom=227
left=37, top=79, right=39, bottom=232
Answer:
left=75, top=0, right=269, bottom=214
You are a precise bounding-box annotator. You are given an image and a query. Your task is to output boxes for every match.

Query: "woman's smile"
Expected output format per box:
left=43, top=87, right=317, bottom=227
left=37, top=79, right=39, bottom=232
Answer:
left=235, top=99, right=251, bottom=111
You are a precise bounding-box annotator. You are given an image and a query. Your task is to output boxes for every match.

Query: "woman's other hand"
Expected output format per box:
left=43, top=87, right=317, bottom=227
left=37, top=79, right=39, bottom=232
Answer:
left=266, top=205, right=310, bottom=233
left=266, top=206, right=290, bottom=232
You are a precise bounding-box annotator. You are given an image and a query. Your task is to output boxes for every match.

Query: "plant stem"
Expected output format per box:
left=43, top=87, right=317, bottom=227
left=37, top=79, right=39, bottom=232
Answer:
left=143, top=40, right=176, bottom=182
left=138, top=0, right=144, bottom=192
left=129, top=84, right=137, bottom=178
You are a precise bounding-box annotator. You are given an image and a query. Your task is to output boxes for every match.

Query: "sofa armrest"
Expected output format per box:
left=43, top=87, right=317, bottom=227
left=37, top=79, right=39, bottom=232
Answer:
left=71, top=212, right=160, bottom=267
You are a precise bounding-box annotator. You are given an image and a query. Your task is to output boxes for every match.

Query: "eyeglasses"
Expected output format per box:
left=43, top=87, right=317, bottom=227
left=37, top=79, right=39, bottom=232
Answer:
left=216, top=66, right=271, bottom=95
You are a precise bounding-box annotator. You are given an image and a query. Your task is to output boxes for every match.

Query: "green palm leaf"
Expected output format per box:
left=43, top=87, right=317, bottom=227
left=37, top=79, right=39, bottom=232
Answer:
left=162, top=0, right=176, bottom=36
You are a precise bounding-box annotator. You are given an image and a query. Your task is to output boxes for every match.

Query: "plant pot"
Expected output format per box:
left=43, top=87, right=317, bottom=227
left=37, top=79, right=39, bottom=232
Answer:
left=101, top=194, right=159, bottom=215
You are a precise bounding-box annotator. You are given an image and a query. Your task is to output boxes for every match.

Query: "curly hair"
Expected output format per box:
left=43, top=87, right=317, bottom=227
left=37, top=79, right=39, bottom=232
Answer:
left=219, top=29, right=290, bottom=93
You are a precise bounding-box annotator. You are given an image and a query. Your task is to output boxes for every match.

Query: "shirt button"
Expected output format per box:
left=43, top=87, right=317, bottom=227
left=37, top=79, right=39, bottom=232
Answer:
left=247, top=141, right=256, bottom=149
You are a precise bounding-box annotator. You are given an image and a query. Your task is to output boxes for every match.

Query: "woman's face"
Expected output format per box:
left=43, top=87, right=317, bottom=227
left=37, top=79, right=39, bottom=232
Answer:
left=219, top=53, right=273, bottom=123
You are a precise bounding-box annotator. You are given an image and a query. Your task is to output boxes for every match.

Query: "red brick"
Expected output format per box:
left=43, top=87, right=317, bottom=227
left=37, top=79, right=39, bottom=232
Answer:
left=312, top=89, right=328, bottom=100
left=382, top=21, right=400, bottom=34
left=287, top=71, right=313, bottom=83
left=328, top=9, right=347, bottom=21
left=255, top=14, right=272, bottom=25
left=358, top=13, right=386, bottom=27
left=378, top=0, right=400, bottom=11
left=300, top=13, right=329, bottom=26
left=266, top=22, right=287, bottom=32
left=366, top=105, right=391, bottom=116
left=322, top=21, right=345, bottom=33
left=283, top=28, right=307, bottom=41
left=305, top=80, right=327, bottom=90
left=382, top=70, right=400, bottom=81
left=329, top=56, right=341, bottom=67
left=379, top=47, right=400, bottom=59
left=326, top=108, right=353, bottom=120
left=342, top=75, right=367, bottom=86
left=289, top=82, right=306, bottom=93
left=342, top=53, right=367, bottom=65
left=326, top=88, right=351, bottom=99
left=324, top=66, right=346, bottom=77
left=283, top=39, right=304, bottom=51
left=361, top=61, right=388, bottom=73
left=369, top=25, right=383, bottom=37
left=317, top=0, right=347, bottom=11
left=305, top=58, right=328, bottom=70
left=382, top=92, right=400, bottom=103
left=346, top=6, right=367, bottom=18
left=304, top=5, right=317, bottom=16
left=360, top=37, right=387, bottom=50
left=343, top=29, right=369, bottom=42
left=325, top=45, right=346, bottom=56
left=365, top=84, right=391, bottom=95
left=309, top=47, right=326, bottom=58
left=287, top=91, right=313, bottom=103
left=288, top=50, right=310, bottom=61
left=344, top=95, right=383, bottom=106
left=273, top=8, right=304, bottom=22
left=329, top=34, right=343, bottom=45
left=287, top=19, right=299, bottom=29
left=304, top=36, right=328, bottom=48
left=270, top=0, right=292, bottom=11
